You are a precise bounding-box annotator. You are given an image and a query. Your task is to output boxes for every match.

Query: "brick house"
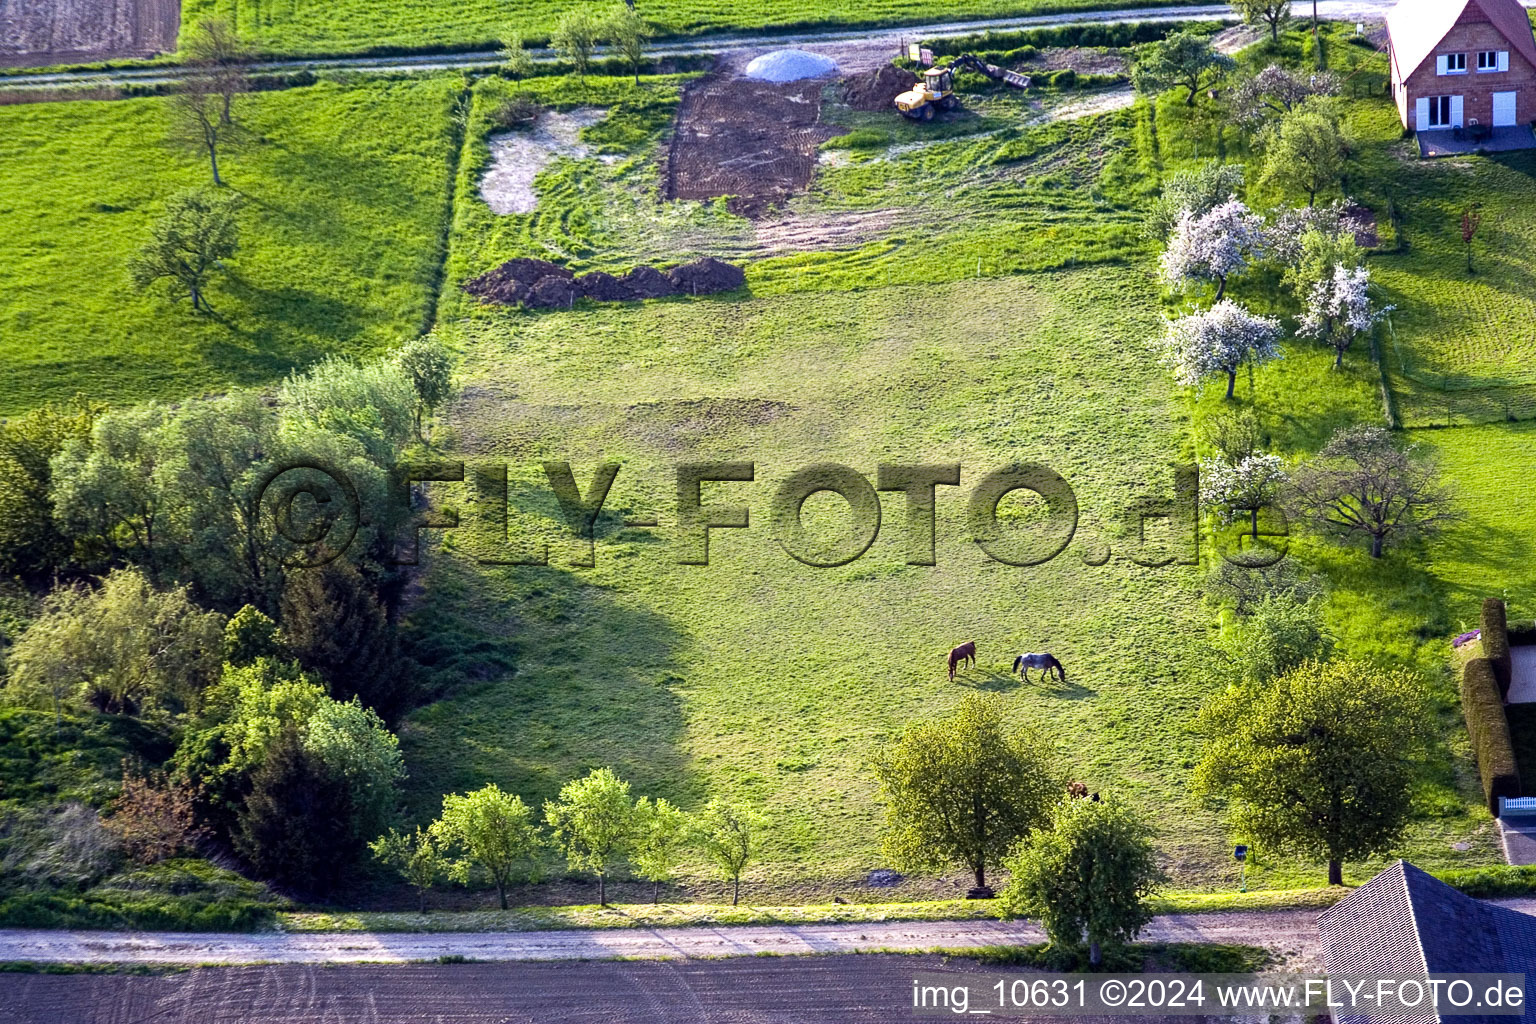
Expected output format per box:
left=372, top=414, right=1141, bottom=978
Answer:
left=1387, top=0, right=1536, bottom=132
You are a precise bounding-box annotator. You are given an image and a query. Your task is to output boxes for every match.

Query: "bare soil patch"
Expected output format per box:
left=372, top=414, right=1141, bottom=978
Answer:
left=0, top=0, right=179, bottom=68
left=479, top=107, right=608, bottom=216
left=665, top=70, right=846, bottom=218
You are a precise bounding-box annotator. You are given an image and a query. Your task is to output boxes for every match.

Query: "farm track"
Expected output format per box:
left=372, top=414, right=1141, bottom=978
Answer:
left=0, top=1, right=1437, bottom=96
left=3, top=900, right=1534, bottom=966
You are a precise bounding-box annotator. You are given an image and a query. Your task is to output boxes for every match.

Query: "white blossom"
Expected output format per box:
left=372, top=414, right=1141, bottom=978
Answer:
left=1298, top=263, right=1394, bottom=365
left=1161, top=199, right=1267, bottom=298
left=1269, top=200, right=1370, bottom=265
left=1162, top=299, right=1283, bottom=397
left=1201, top=452, right=1287, bottom=526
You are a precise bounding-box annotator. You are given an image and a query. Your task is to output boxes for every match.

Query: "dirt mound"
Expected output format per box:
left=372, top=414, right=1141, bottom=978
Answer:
left=667, top=258, right=746, bottom=295
left=841, top=64, right=919, bottom=112
left=575, top=271, right=635, bottom=301
left=463, top=258, right=573, bottom=304
left=526, top=275, right=576, bottom=309
left=665, top=71, right=846, bottom=218
left=622, top=265, right=678, bottom=299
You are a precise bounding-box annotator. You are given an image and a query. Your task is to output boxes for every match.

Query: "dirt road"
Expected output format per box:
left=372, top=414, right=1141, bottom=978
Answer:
left=3, top=0, right=1477, bottom=91
left=0, top=907, right=1346, bottom=967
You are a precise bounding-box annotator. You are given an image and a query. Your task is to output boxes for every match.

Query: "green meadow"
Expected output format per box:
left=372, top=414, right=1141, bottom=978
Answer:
left=179, top=0, right=1182, bottom=60
left=0, top=77, right=462, bottom=414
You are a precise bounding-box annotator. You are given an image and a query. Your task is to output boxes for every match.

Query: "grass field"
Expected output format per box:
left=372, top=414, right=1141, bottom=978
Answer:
left=0, top=77, right=462, bottom=413
left=178, top=0, right=1186, bottom=60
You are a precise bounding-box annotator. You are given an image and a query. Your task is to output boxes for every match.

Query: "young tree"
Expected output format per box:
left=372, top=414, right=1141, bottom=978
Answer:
left=697, top=799, right=763, bottom=906
left=1235, top=0, right=1292, bottom=45
left=1207, top=593, right=1333, bottom=684
left=1131, top=30, right=1236, bottom=106
left=1461, top=204, right=1484, bottom=274
left=544, top=767, right=636, bottom=906
left=392, top=334, right=456, bottom=439
left=1200, top=452, right=1287, bottom=540
left=432, top=784, right=542, bottom=910
left=128, top=187, right=242, bottom=312
left=551, top=8, right=601, bottom=88
left=1144, top=161, right=1245, bottom=241
left=0, top=396, right=102, bottom=576
left=235, top=724, right=356, bottom=894
left=1162, top=300, right=1283, bottom=400
left=501, top=31, right=535, bottom=81
left=3, top=568, right=224, bottom=718
left=606, top=4, right=651, bottom=85
left=1289, top=425, right=1457, bottom=558
left=631, top=797, right=693, bottom=903
left=1195, top=659, right=1431, bottom=885
left=50, top=403, right=175, bottom=571
left=1161, top=198, right=1268, bottom=300
left=182, top=17, right=250, bottom=125
left=1260, top=104, right=1348, bottom=206
left=223, top=605, right=282, bottom=667
left=873, top=693, right=1062, bottom=897
left=999, top=798, right=1164, bottom=968
left=370, top=827, right=445, bottom=913
left=171, top=73, right=235, bottom=186
left=1298, top=263, right=1393, bottom=368
left=1231, top=64, right=1339, bottom=129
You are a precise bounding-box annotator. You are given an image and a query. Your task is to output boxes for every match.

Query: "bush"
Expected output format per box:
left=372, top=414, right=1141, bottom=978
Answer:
left=1436, top=863, right=1536, bottom=898
left=1482, top=598, right=1512, bottom=698
left=922, top=20, right=1217, bottom=57
left=491, top=93, right=541, bottom=128
left=234, top=726, right=356, bottom=895
left=823, top=128, right=890, bottom=151
left=102, top=763, right=207, bottom=864
left=1461, top=657, right=1521, bottom=815
left=280, top=561, right=411, bottom=721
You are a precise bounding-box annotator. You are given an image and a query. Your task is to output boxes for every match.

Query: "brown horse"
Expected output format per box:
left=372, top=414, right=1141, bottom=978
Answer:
left=947, top=641, right=976, bottom=681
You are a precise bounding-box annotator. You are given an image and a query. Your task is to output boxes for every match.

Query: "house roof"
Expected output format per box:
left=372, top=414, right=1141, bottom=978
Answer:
left=1317, top=861, right=1536, bottom=1024
left=1387, top=0, right=1536, bottom=81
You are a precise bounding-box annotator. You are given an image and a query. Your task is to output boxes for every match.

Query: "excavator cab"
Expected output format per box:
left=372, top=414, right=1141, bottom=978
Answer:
left=895, top=65, right=959, bottom=120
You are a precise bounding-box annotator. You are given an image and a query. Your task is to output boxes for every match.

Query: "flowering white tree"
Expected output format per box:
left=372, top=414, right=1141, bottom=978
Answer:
left=1299, top=263, right=1394, bottom=368
left=1201, top=452, right=1287, bottom=540
left=1161, top=199, right=1267, bottom=300
left=1230, top=65, right=1340, bottom=130
left=1163, top=300, right=1283, bottom=400
left=1268, top=200, right=1369, bottom=266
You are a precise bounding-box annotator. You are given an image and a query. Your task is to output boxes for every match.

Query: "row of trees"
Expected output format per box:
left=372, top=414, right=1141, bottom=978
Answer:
left=503, top=5, right=652, bottom=87
left=373, top=771, right=764, bottom=909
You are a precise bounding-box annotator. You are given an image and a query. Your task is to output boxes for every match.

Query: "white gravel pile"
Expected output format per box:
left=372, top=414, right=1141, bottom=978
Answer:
left=743, top=48, right=839, bottom=82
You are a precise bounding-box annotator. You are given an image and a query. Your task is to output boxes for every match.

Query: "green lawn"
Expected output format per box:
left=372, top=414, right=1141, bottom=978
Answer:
left=0, top=77, right=463, bottom=413
left=179, top=0, right=1185, bottom=60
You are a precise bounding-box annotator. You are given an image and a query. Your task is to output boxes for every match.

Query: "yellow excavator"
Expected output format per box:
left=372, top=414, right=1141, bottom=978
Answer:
left=894, top=54, right=1030, bottom=121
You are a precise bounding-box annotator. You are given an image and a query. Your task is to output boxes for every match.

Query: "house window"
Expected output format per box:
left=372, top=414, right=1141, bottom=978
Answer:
left=1445, top=52, right=1468, bottom=74
left=1427, top=95, right=1454, bottom=127
left=1478, top=50, right=1506, bottom=72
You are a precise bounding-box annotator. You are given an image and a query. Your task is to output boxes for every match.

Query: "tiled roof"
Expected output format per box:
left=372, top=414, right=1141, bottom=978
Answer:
left=1387, top=0, right=1536, bottom=81
left=1317, top=861, right=1536, bottom=1024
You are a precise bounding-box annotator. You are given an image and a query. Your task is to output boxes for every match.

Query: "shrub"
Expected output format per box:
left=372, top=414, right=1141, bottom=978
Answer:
left=102, top=763, right=207, bottom=864
left=1482, top=598, right=1512, bottom=698
left=823, top=128, right=890, bottom=151
left=234, top=725, right=355, bottom=895
left=1460, top=657, right=1521, bottom=815
left=280, top=561, right=410, bottom=720
left=491, top=93, right=541, bottom=128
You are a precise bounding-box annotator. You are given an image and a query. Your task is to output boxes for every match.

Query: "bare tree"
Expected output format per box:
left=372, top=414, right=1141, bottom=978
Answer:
left=1461, top=204, right=1484, bottom=274
left=171, top=74, right=234, bottom=186
left=1289, top=425, right=1457, bottom=558
left=183, top=18, right=250, bottom=126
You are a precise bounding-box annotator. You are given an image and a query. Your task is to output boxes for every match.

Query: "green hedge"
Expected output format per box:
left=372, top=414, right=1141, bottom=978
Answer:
left=1461, top=657, right=1521, bottom=814
left=920, top=20, right=1219, bottom=57
left=1482, top=598, right=1512, bottom=697
left=1435, top=864, right=1536, bottom=897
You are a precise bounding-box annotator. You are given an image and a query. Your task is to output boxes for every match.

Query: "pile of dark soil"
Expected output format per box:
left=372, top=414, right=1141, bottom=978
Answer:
left=621, top=265, right=678, bottom=299
left=464, top=258, right=745, bottom=308
left=668, top=257, right=746, bottom=295
left=841, top=64, right=918, bottom=111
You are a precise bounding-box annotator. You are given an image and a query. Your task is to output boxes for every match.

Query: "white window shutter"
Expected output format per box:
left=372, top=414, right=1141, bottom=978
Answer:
left=1437, top=55, right=1449, bottom=75
left=1416, top=97, right=1430, bottom=129
left=1500, top=51, right=1510, bottom=72
left=1452, top=95, right=1465, bottom=126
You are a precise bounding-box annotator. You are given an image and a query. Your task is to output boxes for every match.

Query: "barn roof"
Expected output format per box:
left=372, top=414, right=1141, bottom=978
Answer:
left=1317, top=861, right=1536, bottom=1024
left=1387, top=0, right=1536, bottom=80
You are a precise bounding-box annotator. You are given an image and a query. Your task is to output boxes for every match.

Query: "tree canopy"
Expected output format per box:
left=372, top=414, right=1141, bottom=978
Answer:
left=873, top=693, right=1062, bottom=895
left=544, top=767, right=636, bottom=906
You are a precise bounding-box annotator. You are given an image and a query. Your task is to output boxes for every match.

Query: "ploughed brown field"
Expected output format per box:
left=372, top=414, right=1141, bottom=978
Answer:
left=0, top=0, right=179, bottom=68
